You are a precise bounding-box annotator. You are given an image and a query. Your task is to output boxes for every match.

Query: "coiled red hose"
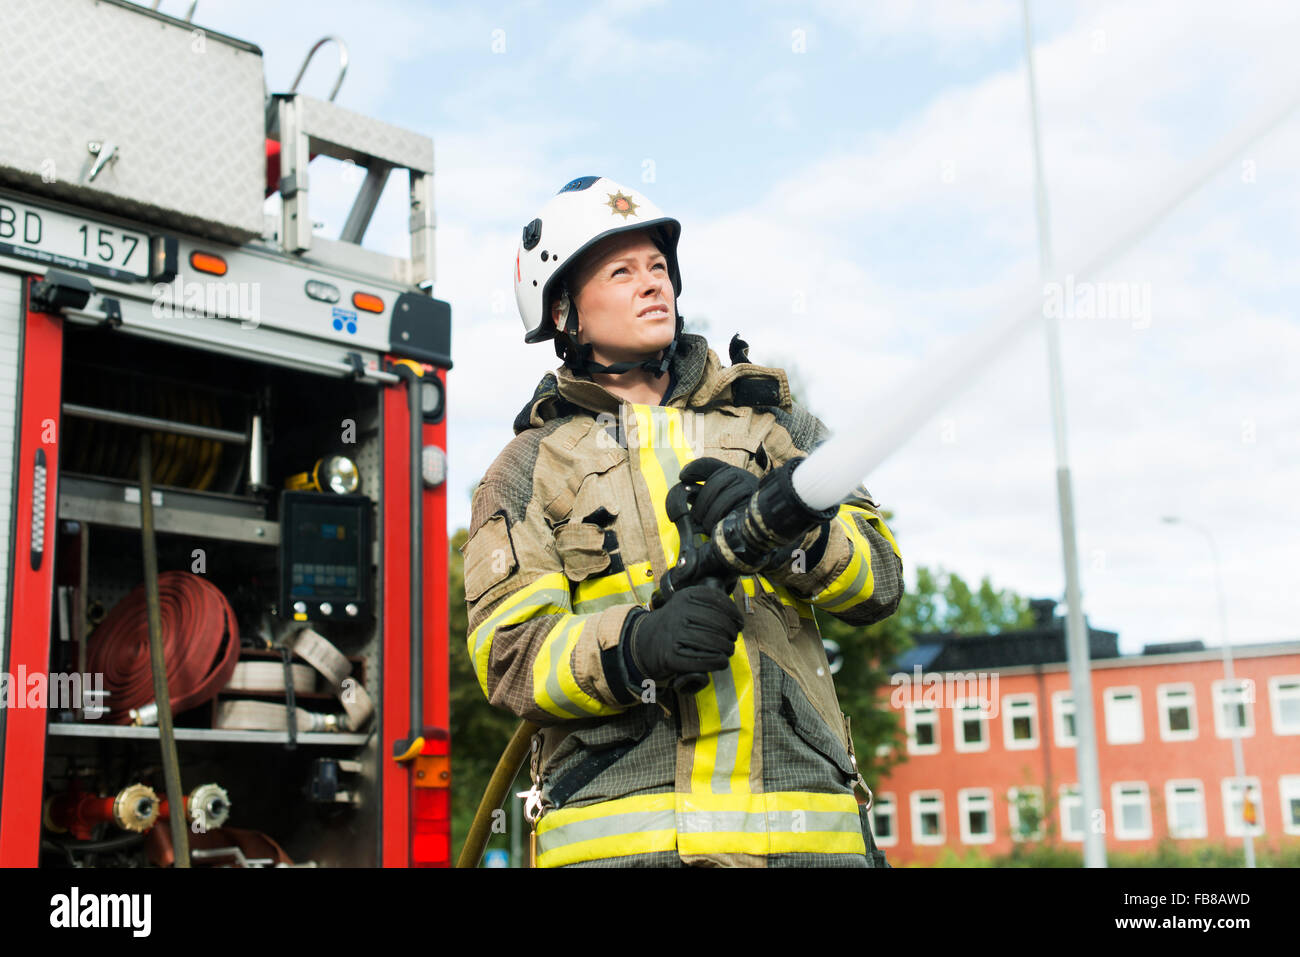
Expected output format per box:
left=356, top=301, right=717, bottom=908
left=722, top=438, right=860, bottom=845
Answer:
left=88, top=571, right=241, bottom=724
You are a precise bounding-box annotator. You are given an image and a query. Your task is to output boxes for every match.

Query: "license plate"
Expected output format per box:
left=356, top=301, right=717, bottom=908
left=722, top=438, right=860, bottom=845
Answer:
left=0, top=197, right=148, bottom=281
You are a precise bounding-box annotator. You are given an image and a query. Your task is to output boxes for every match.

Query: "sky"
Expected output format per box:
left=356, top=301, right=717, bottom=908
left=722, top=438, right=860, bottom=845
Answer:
left=175, top=0, right=1299, bottom=654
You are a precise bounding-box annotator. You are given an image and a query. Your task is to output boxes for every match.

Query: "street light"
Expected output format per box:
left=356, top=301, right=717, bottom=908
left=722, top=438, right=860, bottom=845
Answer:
left=1161, top=515, right=1256, bottom=867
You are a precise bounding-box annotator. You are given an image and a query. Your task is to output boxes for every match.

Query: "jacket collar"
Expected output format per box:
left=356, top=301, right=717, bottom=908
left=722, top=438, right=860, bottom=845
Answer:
left=512, top=333, right=793, bottom=434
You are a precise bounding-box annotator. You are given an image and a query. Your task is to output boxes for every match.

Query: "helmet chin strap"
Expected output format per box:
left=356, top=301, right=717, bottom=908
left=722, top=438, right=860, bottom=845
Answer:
left=556, top=298, right=682, bottom=378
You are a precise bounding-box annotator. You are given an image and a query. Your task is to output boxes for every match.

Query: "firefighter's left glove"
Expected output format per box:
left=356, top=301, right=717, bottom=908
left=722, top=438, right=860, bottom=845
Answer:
left=622, top=584, right=744, bottom=683
left=679, top=458, right=758, bottom=533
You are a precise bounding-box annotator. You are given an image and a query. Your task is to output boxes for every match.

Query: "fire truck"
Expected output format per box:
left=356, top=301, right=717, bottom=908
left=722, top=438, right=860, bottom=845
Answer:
left=0, top=0, right=452, bottom=867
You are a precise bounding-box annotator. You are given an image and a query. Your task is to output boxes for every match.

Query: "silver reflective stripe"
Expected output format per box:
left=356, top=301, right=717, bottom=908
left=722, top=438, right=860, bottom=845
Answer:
left=710, top=661, right=743, bottom=793
left=822, top=520, right=874, bottom=610
left=676, top=808, right=861, bottom=834
left=539, top=807, right=676, bottom=851
left=541, top=617, right=589, bottom=719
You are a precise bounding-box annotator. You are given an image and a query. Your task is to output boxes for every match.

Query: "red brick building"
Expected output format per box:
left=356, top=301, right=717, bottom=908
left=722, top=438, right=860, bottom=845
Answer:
left=869, top=604, right=1300, bottom=865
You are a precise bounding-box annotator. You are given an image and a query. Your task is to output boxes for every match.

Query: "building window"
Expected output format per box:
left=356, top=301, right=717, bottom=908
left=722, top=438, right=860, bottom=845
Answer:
left=1104, top=687, right=1143, bottom=744
left=958, top=789, right=994, bottom=845
left=1222, top=778, right=1264, bottom=837
left=1059, top=785, right=1084, bottom=842
left=1003, top=694, right=1038, bottom=751
left=905, top=706, right=940, bottom=755
left=1112, top=783, right=1152, bottom=840
left=1157, top=684, right=1197, bottom=742
left=1008, top=786, right=1045, bottom=841
left=953, top=698, right=989, bottom=753
left=870, top=793, right=897, bottom=847
left=1212, top=680, right=1255, bottom=739
left=1269, top=676, right=1300, bottom=736
left=1165, top=780, right=1207, bottom=839
left=911, top=791, right=945, bottom=845
left=1280, top=777, right=1300, bottom=837
left=1053, top=692, right=1076, bottom=747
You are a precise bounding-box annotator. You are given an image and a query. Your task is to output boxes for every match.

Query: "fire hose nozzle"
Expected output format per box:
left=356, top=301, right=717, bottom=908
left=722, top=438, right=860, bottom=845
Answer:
left=712, top=459, right=839, bottom=575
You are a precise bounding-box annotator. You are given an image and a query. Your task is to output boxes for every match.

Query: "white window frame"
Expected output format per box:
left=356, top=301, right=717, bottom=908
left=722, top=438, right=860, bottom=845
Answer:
left=1212, top=679, right=1255, bottom=739
left=869, top=793, right=897, bottom=847
left=1059, top=785, right=1084, bottom=843
left=1280, top=776, right=1300, bottom=837
left=905, top=705, right=940, bottom=755
left=1157, top=683, right=1198, bottom=742
left=910, top=791, right=945, bottom=846
left=1268, top=675, right=1300, bottom=736
left=957, top=788, right=995, bottom=845
left=1165, top=779, right=1207, bottom=839
left=1007, top=786, right=1045, bottom=841
left=1052, top=692, right=1076, bottom=748
left=1003, top=694, right=1039, bottom=751
left=1222, top=778, right=1264, bottom=837
left=953, top=697, right=990, bottom=754
left=1104, top=687, right=1144, bottom=744
left=1112, top=782, right=1152, bottom=840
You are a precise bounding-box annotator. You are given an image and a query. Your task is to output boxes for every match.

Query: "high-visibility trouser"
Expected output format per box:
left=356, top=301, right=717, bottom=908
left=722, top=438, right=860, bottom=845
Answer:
left=535, top=791, right=867, bottom=868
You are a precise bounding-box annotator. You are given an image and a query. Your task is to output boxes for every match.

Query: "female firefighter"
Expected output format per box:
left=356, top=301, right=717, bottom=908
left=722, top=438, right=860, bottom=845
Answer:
left=461, top=175, right=904, bottom=867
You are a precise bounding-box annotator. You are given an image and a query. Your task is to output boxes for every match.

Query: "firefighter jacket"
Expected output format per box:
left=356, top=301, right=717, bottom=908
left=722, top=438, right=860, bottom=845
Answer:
left=461, top=334, right=903, bottom=867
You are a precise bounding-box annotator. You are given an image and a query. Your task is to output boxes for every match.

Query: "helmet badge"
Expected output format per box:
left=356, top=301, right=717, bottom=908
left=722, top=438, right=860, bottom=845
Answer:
left=606, top=191, right=639, bottom=219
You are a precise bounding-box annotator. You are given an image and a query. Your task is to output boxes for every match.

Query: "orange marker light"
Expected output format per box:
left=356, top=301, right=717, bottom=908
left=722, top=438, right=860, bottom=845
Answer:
left=352, top=292, right=384, bottom=313
left=189, top=251, right=228, bottom=276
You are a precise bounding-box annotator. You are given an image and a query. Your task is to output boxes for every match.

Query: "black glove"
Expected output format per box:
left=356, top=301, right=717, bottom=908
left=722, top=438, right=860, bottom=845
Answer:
left=679, top=457, right=758, bottom=533
left=623, top=584, right=744, bottom=682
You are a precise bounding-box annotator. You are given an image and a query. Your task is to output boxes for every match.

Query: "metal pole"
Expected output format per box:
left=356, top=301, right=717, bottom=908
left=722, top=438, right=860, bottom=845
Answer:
left=1021, top=0, right=1107, bottom=868
left=1164, top=517, right=1255, bottom=867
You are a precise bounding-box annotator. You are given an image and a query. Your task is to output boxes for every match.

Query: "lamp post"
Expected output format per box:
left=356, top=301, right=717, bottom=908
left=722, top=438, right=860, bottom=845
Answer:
left=1162, top=515, right=1256, bottom=867
left=1022, top=0, right=1107, bottom=869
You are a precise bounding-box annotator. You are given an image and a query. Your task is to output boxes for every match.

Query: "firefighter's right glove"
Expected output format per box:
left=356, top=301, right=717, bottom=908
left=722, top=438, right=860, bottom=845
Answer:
left=622, top=584, right=744, bottom=682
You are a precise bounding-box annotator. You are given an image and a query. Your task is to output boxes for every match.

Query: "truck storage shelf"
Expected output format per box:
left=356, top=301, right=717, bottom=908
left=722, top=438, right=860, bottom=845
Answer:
left=58, top=474, right=279, bottom=545
left=48, top=723, right=369, bottom=746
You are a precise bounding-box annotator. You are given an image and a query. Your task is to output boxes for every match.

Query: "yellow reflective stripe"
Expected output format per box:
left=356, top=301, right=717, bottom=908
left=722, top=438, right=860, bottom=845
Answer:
left=728, top=634, right=754, bottom=792
left=629, top=404, right=681, bottom=569
left=688, top=630, right=754, bottom=795
left=467, top=572, right=570, bottom=695
left=864, top=510, right=901, bottom=557
left=537, top=827, right=678, bottom=868
left=535, top=791, right=866, bottom=865
left=690, top=677, right=722, bottom=792
left=535, top=792, right=676, bottom=868
left=811, top=509, right=877, bottom=613
left=531, top=615, right=622, bottom=719
left=537, top=792, right=674, bottom=831
left=572, top=560, right=655, bottom=614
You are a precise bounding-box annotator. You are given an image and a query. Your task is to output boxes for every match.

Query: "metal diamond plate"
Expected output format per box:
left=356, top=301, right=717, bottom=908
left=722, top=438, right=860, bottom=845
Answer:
left=0, top=0, right=266, bottom=242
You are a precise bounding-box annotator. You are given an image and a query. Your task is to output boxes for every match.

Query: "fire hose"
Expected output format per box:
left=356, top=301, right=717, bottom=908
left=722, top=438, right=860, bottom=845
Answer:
left=214, top=627, right=374, bottom=733
left=87, top=571, right=241, bottom=725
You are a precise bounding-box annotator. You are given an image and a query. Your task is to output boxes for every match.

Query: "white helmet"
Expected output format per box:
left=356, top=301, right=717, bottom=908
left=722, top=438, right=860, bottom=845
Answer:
left=514, top=176, right=682, bottom=344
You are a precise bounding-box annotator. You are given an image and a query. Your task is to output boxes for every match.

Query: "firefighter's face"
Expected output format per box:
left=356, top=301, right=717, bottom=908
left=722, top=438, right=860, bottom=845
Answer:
left=552, top=230, right=676, bottom=364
